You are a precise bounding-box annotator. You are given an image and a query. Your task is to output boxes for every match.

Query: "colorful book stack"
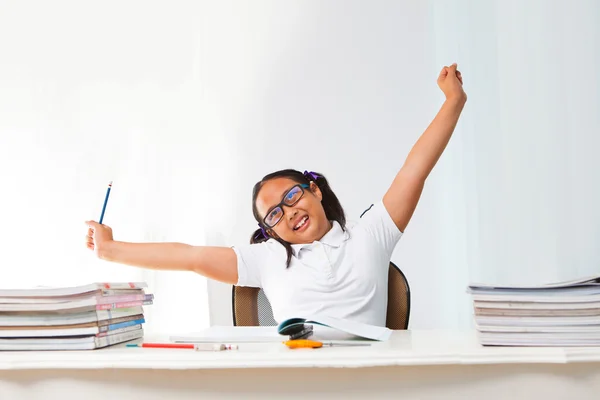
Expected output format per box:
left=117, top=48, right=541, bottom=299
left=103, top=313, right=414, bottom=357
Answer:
left=0, top=282, right=152, bottom=351
left=467, top=275, right=600, bottom=346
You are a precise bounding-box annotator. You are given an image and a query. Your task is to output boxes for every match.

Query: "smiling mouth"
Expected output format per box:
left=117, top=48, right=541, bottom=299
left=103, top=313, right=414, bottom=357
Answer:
left=293, top=215, right=309, bottom=231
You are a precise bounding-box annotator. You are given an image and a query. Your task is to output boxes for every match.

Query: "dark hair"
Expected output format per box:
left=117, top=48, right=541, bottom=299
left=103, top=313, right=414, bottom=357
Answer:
left=250, top=169, right=346, bottom=267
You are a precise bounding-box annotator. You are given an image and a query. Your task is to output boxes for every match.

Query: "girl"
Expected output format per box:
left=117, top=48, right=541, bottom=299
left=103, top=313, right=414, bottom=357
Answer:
left=86, top=63, right=466, bottom=326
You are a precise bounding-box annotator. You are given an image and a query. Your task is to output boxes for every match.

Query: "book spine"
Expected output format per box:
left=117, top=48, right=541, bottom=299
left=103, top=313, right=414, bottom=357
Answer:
left=96, top=294, right=153, bottom=305
left=95, top=300, right=153, bottom=310
left=101, top=289, right=145, bottom=296
left=97, top=314, right=144, bottom=326
left=95, top=328, right=144, bottom=348
left=96, top=324, right=142, bottom=337
left=95, top=307, right=144, bottom=320
left=98, top=318, right=145, bottom=332
left=99, top=282, right=147, bottom=290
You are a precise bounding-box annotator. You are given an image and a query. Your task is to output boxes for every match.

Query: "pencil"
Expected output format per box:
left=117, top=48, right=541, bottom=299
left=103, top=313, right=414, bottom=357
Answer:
left=125, top=343, right=233, bottom=351
left=127, top=343, right=195, bottom=349
left=99, top=181, right=112, bottom=224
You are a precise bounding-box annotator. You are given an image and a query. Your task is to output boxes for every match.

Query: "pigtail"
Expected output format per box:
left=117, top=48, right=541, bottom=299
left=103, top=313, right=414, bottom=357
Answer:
left=250, top=225, right=269, bottom=244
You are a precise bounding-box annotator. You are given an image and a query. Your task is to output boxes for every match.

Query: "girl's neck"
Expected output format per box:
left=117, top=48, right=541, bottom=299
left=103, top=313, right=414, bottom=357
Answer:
left=315, top=220, right=334, bottom=242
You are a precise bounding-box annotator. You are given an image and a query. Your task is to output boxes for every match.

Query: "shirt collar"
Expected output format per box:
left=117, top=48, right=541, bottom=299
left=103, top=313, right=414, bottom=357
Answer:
left=291, top=220, right=349, bottom=251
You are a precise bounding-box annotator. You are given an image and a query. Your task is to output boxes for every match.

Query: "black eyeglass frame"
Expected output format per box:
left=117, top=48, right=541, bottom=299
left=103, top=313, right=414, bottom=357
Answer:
left=262, top=183, right=310, bottom=228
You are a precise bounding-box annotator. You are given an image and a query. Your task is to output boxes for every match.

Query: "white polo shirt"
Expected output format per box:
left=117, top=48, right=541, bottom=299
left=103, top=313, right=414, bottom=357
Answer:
left=233, top=200, right=402, bottom=326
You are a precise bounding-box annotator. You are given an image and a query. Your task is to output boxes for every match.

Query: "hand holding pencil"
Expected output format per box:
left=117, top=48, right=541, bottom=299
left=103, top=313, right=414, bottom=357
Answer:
left=86, top=221, right=114, bottom=255
left=86, top=181, right=114, bottom=257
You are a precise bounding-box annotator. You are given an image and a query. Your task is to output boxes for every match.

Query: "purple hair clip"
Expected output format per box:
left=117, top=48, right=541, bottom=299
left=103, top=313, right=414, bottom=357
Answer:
left=303, top=170, right=320, bottom=181
left=257, top=224, right=269, bottom=239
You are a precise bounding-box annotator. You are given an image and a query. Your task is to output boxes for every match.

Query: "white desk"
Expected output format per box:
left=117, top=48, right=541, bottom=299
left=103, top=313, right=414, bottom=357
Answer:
left=1, top=330, right=600, bottom=399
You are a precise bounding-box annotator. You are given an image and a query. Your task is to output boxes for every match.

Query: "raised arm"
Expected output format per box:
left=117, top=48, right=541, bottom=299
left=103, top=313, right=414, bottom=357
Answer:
left=85, top=221, right=239, bottom=284
left=383, top=63, right=467, bottom=232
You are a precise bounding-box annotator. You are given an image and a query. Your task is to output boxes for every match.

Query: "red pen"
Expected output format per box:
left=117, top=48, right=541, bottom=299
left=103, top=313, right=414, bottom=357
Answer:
left=126, top=343, right=237, bottom=351
left=128, top=343, right=194, bottom=349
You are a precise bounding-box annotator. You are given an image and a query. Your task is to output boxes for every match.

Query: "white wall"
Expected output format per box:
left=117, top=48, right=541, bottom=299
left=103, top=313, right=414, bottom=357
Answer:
left=1, top=1, right=599, bottom=333
left=0, top=1, right=220, bottom=335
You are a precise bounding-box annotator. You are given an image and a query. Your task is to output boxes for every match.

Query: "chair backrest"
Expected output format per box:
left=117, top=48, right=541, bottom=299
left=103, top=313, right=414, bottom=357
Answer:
left=385, top=261, right=411, bottom=329
left=232, top=261, right=411, bottom=329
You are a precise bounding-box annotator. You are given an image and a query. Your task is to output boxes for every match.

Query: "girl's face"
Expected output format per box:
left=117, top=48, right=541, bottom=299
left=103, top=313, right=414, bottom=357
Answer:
left=255, top=177, right=331, bottom=244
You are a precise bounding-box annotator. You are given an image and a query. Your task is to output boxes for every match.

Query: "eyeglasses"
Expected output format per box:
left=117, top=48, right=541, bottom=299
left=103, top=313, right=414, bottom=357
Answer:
left=263, top=184, right=310, bottom=228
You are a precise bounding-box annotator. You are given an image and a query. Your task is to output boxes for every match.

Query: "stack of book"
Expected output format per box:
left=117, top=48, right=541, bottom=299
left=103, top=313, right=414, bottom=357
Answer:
left=0, top=282, right=152, bottom=351
left=467, top=275, right=600, bottom=346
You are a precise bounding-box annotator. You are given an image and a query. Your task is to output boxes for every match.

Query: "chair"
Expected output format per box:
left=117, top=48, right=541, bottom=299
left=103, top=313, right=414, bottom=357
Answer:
left=232, top=261, right=411, bottom=329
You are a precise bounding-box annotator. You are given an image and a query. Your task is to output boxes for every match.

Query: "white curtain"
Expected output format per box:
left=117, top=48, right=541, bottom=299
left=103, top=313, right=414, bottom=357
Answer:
left=426, top=0, right=600, bottom=328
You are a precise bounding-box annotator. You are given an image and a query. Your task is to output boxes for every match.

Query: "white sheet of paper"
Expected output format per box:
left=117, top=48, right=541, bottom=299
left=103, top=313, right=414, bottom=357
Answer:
left=169, top=326, right=283, bottom=343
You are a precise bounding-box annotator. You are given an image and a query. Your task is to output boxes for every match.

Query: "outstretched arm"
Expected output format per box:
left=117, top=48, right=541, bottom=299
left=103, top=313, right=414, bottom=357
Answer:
left=383, top=63, right=467, bottom=232
left=85, top=221, right=239, bottom=284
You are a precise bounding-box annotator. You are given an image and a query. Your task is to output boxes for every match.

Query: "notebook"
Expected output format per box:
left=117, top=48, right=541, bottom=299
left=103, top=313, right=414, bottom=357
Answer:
left=277, top=315, right=392, bottom=341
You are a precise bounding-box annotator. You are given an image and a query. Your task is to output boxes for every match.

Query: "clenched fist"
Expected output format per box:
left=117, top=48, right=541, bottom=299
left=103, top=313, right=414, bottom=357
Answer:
left=85, top=221, right=114, bottom=259
left=437, top=63, right=466, bottom=102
